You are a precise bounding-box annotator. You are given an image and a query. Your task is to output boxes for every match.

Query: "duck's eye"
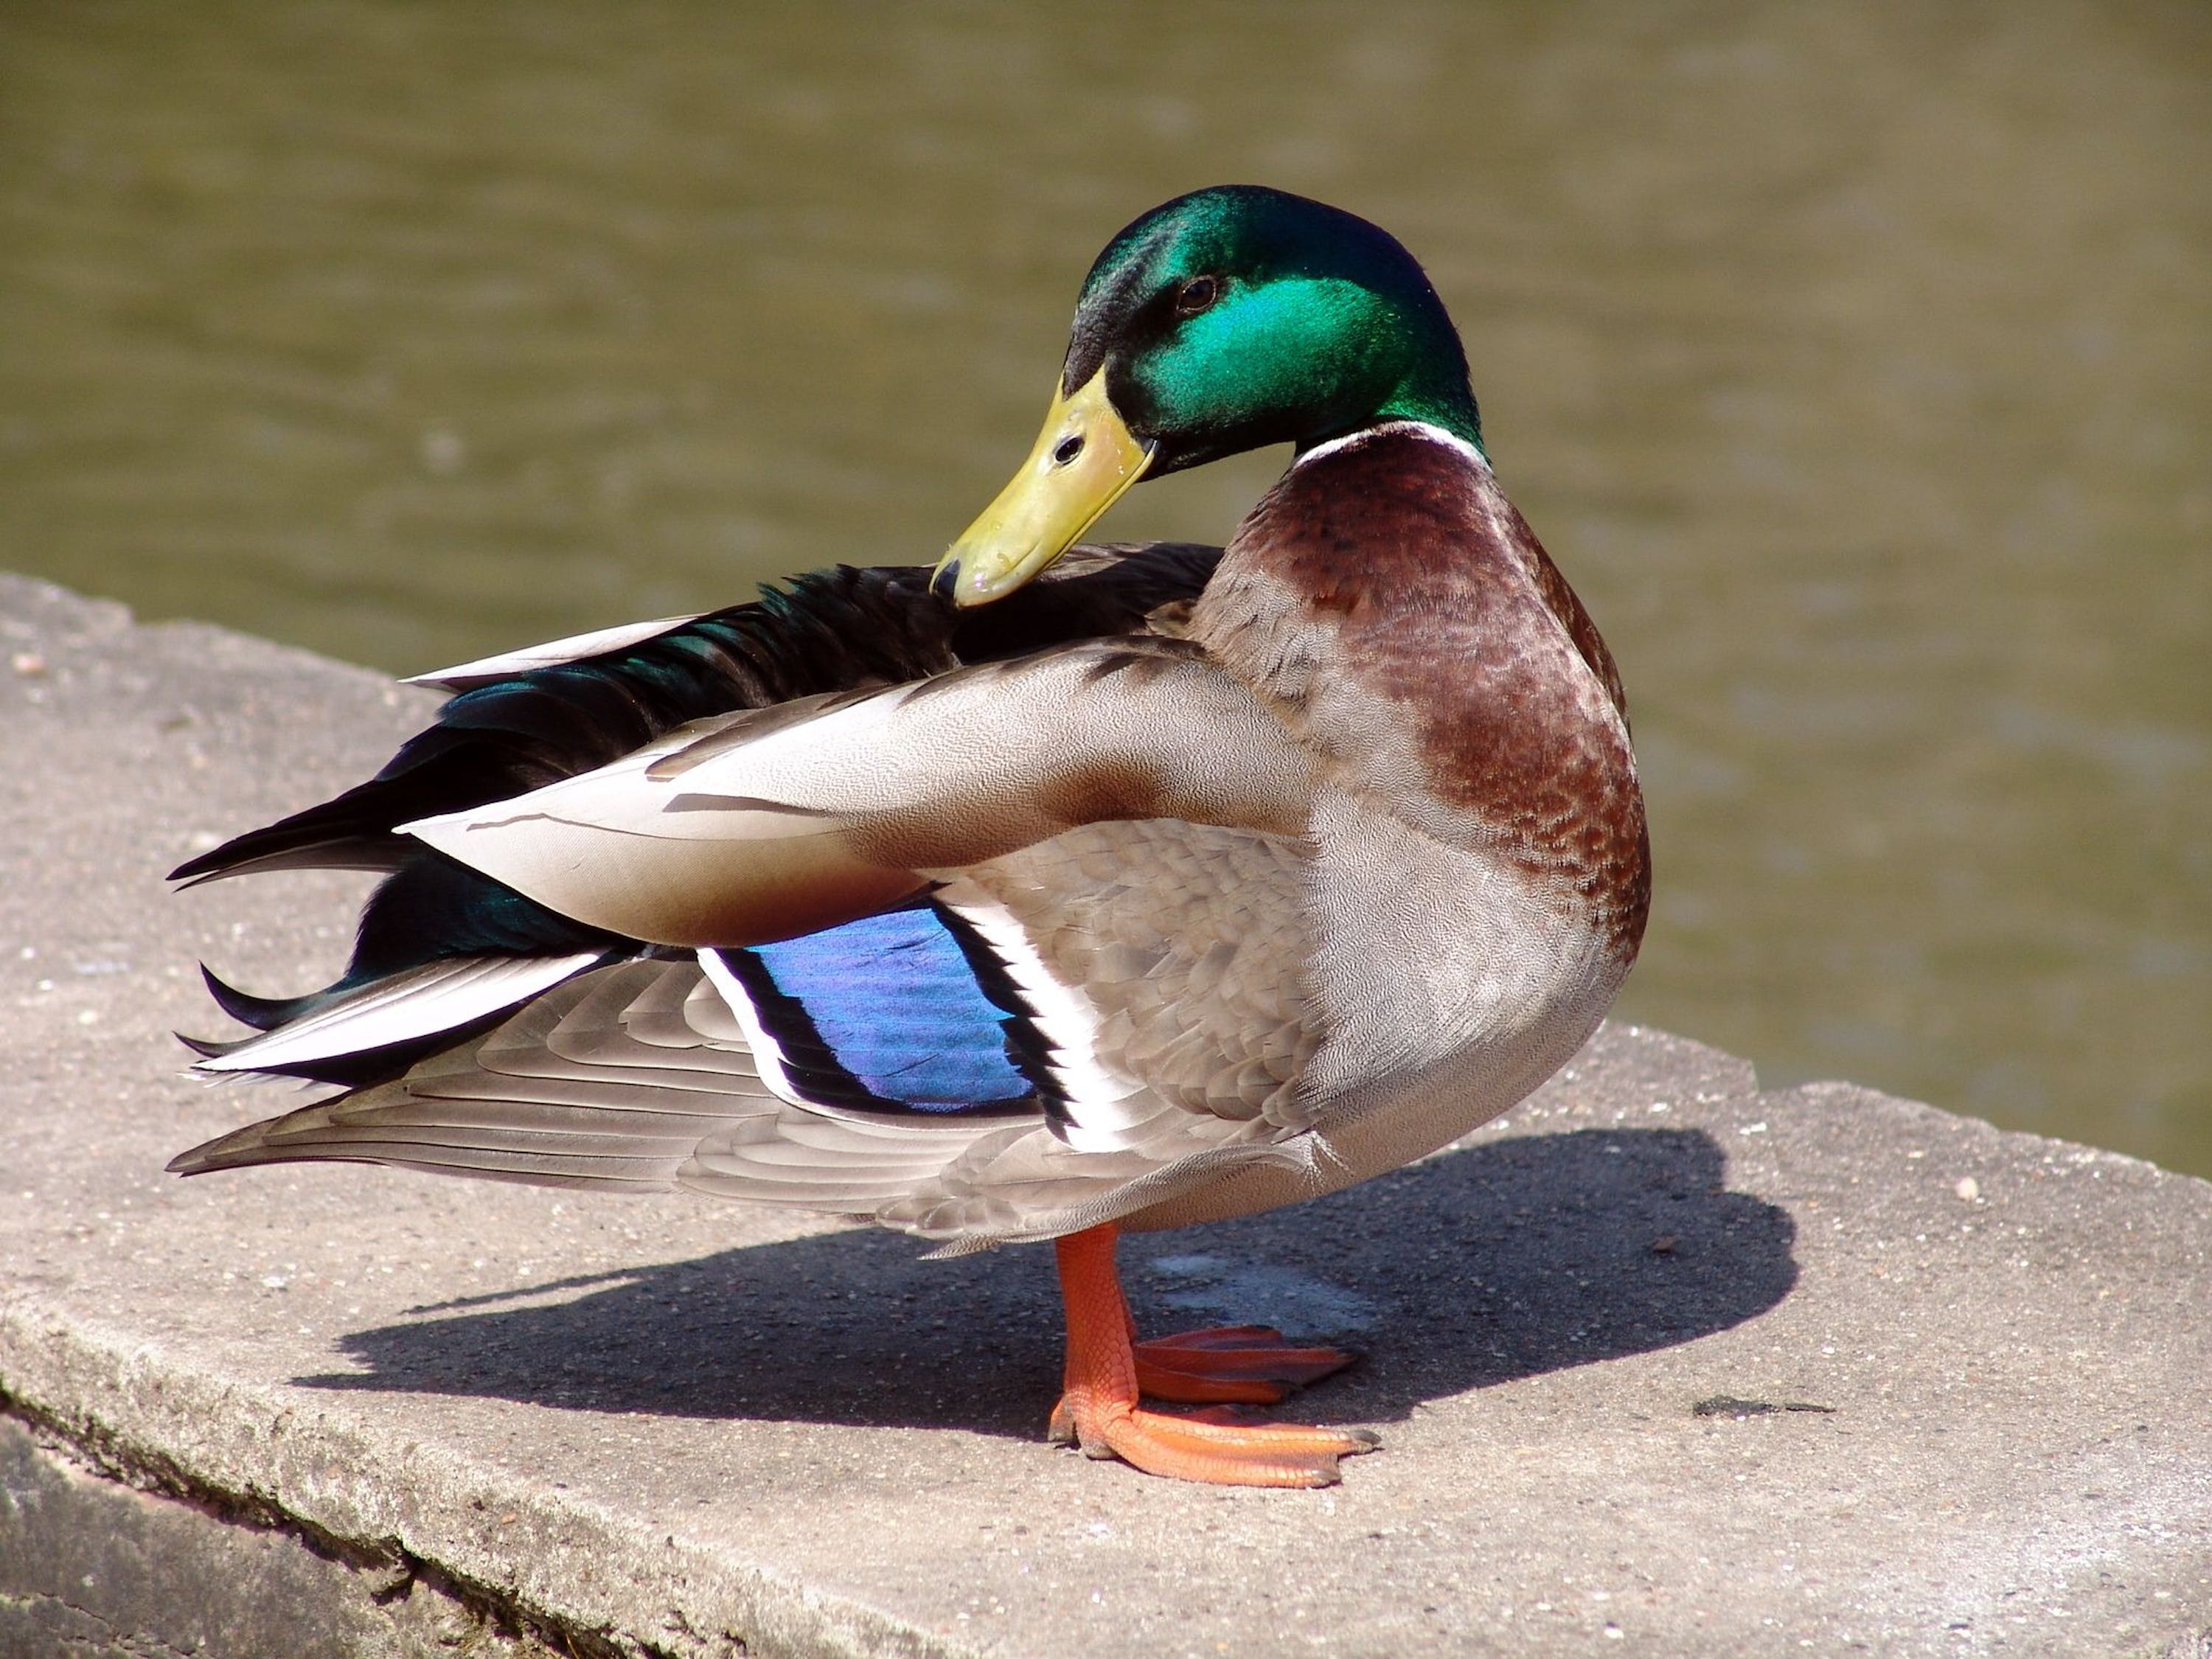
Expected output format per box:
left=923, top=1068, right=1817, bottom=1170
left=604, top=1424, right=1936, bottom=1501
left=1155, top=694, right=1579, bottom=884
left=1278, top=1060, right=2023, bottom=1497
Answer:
left=1175, top=275, right=1220, bottom=317
left=1052, top=435, right=1085, bottom=466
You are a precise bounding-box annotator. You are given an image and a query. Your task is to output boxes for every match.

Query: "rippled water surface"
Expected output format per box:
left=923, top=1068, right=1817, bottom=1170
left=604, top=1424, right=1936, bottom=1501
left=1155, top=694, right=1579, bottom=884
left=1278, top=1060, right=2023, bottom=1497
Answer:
left=3, top=3, right=2207, bottom=1169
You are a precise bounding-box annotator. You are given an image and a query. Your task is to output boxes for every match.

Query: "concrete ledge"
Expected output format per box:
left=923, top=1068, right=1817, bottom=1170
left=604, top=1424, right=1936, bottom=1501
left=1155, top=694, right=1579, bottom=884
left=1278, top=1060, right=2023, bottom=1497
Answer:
left=0, top=1411, right=555, bottom=1658
left=4, top=572, right=2209, bottom=1658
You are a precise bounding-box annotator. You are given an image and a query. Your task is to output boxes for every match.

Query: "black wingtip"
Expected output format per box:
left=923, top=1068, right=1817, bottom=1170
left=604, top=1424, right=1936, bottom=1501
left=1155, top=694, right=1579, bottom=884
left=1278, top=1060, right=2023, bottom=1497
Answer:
left=169, top=832, right=274, bottom=884
left=199, top=963, right=320, bottom=1032
left=167, top=847, right=223, bottom=883
left=168, top=824, right=271, bottom=883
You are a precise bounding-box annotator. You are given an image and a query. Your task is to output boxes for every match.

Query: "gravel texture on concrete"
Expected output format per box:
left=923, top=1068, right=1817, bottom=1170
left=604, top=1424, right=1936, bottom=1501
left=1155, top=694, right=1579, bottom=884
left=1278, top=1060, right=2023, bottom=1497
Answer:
left=2, top=572, right=2208, bottom=1658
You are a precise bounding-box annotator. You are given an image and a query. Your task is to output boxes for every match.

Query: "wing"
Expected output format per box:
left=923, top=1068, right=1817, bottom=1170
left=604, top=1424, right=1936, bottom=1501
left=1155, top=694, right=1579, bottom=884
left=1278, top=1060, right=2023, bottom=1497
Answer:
left=167, top=540, right=1338, bottom=1241
left=849, top=819, right=1326, bottom=1244
left=170, top=939, right=1040, bottom=1202
left=175, top=822, right=1327, bottom=1248
left=403, top=637, right=1317, bottom=950
left=170, top=544, right=1220, bottom=888
left=170, top=544, right=1220, bottom=1087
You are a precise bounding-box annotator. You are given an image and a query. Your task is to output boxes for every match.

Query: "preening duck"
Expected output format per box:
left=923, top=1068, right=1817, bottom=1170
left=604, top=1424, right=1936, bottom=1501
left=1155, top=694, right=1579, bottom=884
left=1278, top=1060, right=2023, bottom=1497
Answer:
left=171, top=184, right=1649, bottom=1487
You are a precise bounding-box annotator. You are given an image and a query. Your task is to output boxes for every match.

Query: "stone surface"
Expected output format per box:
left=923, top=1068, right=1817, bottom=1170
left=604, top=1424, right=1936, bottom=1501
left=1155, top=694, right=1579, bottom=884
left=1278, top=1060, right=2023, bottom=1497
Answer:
left=0, top=1414, right=552, bottom=1659
left=1, top=571, right=2208, bottom=1658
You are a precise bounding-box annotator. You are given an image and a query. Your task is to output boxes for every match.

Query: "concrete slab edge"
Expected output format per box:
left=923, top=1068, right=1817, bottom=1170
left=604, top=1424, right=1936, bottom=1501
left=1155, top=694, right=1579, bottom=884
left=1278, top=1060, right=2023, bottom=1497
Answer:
left=0, top=1307, right=975, bottom=1659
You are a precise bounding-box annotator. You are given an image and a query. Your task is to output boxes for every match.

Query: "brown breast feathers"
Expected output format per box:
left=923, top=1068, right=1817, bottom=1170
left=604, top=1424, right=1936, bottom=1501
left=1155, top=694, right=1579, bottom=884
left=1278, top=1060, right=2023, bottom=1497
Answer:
left=1194, top=427, right=1651, bottom=960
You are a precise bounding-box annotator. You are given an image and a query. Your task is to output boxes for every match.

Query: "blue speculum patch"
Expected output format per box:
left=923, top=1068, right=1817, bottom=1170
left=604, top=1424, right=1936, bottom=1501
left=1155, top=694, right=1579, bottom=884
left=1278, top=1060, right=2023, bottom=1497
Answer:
left=734, top=903, right=1040, bottom=1114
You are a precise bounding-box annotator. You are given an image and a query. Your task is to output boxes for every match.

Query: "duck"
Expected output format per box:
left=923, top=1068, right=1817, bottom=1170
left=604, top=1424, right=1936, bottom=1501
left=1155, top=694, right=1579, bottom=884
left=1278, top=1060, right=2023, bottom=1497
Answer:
left=169, top=184, right=1649, bottom=1488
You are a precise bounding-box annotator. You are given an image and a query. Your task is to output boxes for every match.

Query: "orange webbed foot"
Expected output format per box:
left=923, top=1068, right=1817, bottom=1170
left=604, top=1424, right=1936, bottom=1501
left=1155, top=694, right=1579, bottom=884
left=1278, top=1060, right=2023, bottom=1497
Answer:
left=1048, top=1391, right=1379, bottom=1488
left=1133, top=1324, right=1360, bottom=1405
left=1052, top=1227, right=1379, bottom=1487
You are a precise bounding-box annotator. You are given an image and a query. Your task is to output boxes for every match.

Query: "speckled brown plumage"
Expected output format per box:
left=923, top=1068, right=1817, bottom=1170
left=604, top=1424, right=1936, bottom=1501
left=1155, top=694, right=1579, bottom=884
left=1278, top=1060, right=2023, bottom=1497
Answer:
left=1195, top=426, right=1649, bottom=961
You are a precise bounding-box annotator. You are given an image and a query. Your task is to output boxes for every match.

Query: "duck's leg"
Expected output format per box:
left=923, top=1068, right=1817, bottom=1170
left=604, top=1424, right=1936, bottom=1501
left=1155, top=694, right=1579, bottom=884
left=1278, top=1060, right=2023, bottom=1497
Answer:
left=1048, top=1225, right=1378, bottom=1486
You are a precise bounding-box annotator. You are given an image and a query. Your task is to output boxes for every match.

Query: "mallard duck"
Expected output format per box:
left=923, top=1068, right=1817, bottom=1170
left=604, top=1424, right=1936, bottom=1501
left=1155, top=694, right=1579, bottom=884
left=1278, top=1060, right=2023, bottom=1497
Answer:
left=170, top=184, right=1649, bottom=1487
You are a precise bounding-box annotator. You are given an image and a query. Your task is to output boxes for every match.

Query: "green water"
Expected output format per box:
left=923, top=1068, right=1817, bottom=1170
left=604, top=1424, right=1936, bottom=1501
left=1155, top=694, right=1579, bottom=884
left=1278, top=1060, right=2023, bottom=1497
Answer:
left=3, top=3, right=2207, bottom=1172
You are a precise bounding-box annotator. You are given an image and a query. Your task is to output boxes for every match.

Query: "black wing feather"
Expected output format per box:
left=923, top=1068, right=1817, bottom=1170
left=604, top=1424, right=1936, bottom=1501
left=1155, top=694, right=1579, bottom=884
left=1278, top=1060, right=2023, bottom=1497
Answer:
left=173, top=545, right=1218, bottom=1087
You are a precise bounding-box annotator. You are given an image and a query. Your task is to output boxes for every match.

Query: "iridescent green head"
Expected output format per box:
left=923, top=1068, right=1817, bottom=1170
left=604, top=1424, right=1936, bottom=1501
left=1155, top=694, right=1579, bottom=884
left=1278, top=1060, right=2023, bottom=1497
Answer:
left=1069, top=185, right=1481, bottom=471
left=936, top=186, right=1481, bottom=605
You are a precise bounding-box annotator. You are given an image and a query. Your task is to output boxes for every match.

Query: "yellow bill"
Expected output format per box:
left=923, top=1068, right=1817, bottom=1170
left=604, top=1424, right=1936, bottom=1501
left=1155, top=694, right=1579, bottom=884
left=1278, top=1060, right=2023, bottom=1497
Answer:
left=933, top=367, right=1153, bottom=607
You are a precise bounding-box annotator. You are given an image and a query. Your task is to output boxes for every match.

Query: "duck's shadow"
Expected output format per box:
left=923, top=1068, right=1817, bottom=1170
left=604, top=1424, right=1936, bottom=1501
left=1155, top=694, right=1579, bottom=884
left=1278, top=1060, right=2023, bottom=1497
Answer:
left=301, top=1127, right=1795, bottom=1436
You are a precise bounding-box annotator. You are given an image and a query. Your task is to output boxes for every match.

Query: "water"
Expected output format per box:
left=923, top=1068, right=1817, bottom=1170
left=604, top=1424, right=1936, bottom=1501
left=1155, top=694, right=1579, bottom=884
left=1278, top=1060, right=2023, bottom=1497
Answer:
left=4, top=2, right=2207, bottom=1172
